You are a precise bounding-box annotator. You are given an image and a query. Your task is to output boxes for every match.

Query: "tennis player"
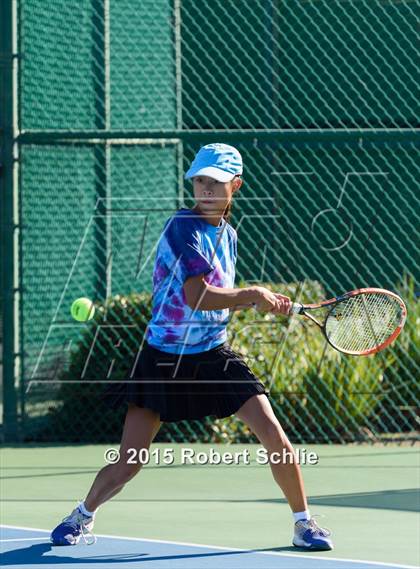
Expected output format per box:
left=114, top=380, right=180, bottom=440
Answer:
left=50, top=143, right=333, bottom=550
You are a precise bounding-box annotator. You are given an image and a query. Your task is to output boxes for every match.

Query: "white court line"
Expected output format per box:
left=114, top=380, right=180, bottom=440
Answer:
left=0, top=524, right=417, bottom=569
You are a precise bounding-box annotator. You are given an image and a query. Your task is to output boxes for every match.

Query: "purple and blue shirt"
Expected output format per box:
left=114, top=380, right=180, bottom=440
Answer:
left=145, top=208, right=237, bottom=354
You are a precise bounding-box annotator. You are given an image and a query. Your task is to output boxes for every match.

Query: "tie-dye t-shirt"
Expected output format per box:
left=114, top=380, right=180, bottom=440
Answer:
left=145, top=208, right=237, bottom=354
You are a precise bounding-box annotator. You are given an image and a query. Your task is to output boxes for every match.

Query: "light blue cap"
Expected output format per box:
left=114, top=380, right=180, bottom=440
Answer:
left=185, top=143, right=243, bottom=182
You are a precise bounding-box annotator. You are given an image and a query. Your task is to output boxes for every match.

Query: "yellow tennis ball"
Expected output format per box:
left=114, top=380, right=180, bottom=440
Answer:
left=70, top=298, right=95, bottom=322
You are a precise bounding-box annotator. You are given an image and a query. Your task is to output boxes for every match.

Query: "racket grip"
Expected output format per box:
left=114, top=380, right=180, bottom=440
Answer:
left=290, top=303, right=304, bottom=314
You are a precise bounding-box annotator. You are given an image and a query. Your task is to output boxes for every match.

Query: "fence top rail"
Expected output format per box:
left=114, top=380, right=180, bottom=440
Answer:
left=17, top=129, right=420, bottom=146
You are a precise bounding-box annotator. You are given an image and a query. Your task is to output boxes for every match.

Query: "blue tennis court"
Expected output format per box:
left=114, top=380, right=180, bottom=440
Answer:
left=1, top=525, right=417, bottom=569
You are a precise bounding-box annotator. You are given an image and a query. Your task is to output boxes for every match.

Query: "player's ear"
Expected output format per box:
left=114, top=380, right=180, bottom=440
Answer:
left=232, top=177, right=242, bottom=193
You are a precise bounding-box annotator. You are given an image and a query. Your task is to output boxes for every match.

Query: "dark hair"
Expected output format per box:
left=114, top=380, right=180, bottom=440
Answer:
left=223, top=176, right=241, bottom=223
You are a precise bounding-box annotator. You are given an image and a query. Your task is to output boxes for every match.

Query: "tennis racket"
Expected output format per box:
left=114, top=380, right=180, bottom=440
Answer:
left=289, top=288, right=407, bottom=356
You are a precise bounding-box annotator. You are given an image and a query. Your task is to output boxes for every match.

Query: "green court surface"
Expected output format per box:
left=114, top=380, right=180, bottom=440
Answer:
left=1, top=443, right=419, bottom=567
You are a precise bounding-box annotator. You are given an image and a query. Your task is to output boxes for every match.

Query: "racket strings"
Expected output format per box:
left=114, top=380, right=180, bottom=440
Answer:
left=325, top=293, right=403, bottom=353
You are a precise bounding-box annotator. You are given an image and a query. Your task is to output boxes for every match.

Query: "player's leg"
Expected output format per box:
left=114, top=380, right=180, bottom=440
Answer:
left=84, top=404, right=161, bottom=511
left=235, top=393, right=307, bottom=512
left=235, top=393, right=333, bottom=550
left=51, top=404, right=160, bottom=545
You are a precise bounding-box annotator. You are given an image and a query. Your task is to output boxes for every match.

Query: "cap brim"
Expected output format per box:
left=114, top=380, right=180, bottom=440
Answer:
left=185, top=166, right=236, bottom=183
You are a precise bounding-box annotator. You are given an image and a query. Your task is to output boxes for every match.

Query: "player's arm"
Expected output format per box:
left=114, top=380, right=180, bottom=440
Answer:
left=183, top=274, right=291, bottom=314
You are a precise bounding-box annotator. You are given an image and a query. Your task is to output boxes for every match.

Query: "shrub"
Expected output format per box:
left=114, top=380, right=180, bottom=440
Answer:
left=377, top=275, right=419, bottom=433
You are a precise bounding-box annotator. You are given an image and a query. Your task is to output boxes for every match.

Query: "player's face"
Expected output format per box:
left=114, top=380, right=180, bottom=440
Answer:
left=192, top=176, right=240, bottom=215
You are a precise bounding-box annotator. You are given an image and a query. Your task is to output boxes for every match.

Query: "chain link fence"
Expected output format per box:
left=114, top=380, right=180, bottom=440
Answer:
left=2, top=0, right=418, bottom=444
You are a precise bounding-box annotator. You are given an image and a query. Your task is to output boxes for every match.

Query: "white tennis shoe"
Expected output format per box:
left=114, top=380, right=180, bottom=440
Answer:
left=293, top=517, right=333, bottom=550
left=50, top=504, right=96, bottom=546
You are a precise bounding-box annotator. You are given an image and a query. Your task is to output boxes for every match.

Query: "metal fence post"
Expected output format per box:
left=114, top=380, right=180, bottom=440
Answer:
left=92, top=0, right=111, bottom=302
left=0, top=0, right=19, bottom=441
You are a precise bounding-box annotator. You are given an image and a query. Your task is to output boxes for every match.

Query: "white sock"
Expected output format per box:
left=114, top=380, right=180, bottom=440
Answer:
left=293, top=509, right=311, bottom=523
left=78, top=501, right=96, bottom=517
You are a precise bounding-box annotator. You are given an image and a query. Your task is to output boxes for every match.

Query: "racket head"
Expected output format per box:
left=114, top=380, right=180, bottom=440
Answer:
left=323, top=288, right=407, bottom=356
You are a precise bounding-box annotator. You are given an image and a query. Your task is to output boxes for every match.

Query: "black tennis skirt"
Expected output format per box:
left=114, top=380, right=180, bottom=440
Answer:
left=102, top=340, right=268, bottom=422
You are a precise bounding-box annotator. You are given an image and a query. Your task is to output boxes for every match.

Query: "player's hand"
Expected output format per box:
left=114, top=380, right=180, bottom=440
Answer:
left=272, top=293, right=292, bottom=315
left=252, top=287, right=291, bottom=315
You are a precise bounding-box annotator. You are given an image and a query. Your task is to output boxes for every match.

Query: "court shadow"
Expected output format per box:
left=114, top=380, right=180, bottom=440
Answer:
left=0, top=542, right=290, bottom=566
left=0, top=544, right=148, bottom=565
left=231, top=488, right=418, bottom=512
left=6, top=488, right=416, bottom=512
left=260, top=546, right=300, bottom=553
left=307, top=488, right=419, bottom=512
left=8, top=488, right=415, bottom=512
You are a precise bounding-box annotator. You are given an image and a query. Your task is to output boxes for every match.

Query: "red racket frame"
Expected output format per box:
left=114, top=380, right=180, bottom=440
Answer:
left=292, top=287, right=407, bottom=356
